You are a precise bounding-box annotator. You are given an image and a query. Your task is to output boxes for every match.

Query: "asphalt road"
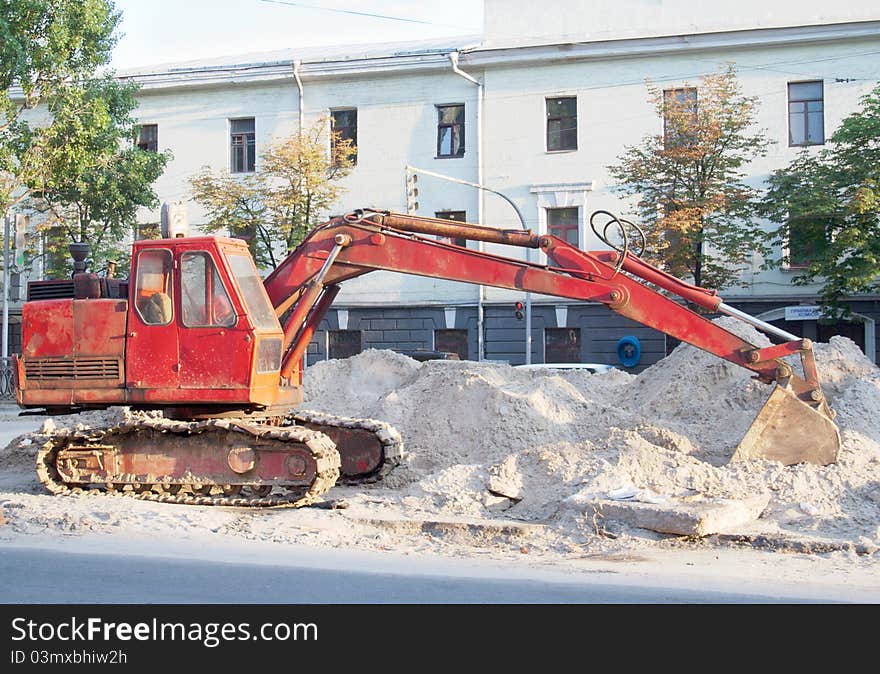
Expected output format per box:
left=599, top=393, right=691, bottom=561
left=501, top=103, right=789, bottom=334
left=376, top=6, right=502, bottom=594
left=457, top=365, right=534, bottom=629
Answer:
left=0, top=545, right=844, bottom=604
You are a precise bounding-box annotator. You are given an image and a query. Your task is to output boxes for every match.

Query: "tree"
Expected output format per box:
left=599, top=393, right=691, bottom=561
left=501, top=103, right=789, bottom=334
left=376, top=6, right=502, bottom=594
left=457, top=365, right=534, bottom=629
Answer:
left=607, top=65, right=771, bottom=290
left=190, top=117, right=356, bottom=269
left=760, top=83, right=880, bottom=317
left=0, top=0, right=120, bottom=212
left=26, top=76, right=171, bottom=276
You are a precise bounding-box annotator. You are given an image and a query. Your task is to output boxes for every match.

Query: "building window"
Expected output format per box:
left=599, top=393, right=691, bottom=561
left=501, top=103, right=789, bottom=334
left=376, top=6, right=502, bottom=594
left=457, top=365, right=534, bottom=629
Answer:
left=329, top=329, right=361, bottom=359
left=331, top=109, right=357, bottom=164
left=546, top=97, right=577, bottom=151
left=436, top=104, right=465, bottom=158
left=547, top=207, right=579, bottom=246
left=230, top=118, right=255, bottom=173
left=663, top=87, right=698, bottom=148
left=435, top=210, right=468, bottom=247
left=435, top=329, right=468, bottom=360
left=789, top=81, right=824, bottom=146
left=784, top=216, right=824, bottom=269
left=545, top=327, right=581, bottom=363
left=136, top=124, right=158, bottom=152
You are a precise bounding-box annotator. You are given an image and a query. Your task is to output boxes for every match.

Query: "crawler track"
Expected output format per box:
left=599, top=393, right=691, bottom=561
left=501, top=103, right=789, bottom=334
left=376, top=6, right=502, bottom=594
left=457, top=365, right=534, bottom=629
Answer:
left=35, top=414, right=344, bottom=508
left=294, top=409, right=403, bottom=482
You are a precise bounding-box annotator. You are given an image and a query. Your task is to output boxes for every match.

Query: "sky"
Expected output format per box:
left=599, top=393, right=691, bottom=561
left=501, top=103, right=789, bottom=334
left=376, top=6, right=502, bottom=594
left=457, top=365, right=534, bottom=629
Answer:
left=110, top=0, right=484, bottom=70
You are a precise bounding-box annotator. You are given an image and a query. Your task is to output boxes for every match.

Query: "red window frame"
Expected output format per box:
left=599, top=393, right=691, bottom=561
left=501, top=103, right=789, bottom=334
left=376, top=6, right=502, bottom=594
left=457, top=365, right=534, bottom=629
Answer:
left=547, top=207, right=579, bottom=247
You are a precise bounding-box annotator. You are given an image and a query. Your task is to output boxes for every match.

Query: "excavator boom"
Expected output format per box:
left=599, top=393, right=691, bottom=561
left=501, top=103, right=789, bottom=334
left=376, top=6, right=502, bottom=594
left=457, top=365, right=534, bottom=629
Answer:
left=268, top=209, right=839, bottom=466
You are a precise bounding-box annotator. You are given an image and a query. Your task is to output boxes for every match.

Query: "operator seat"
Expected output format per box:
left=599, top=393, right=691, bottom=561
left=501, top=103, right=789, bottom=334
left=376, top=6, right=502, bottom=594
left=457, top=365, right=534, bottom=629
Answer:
left=140, top=292, right=172, bottom=325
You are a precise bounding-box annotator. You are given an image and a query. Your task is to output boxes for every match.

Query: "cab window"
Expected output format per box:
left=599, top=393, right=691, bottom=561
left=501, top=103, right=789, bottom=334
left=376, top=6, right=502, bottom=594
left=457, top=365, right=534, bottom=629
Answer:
left=134, top=249, right=173, bottom=325
left=181, top=252, right=236, bottom=327
left=227, top=253, right=279, bottom=331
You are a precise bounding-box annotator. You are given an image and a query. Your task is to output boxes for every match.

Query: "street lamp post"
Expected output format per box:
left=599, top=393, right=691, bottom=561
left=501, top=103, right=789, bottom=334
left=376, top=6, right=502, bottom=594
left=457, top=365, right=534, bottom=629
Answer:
left=405, top=166, right=533, bottom=365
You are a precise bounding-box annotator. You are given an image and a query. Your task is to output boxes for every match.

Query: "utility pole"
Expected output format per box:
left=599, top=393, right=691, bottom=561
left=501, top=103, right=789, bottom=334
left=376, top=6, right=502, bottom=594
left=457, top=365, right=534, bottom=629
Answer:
left=405, top=165, right=533, bottom=364
left=2, top=211, right=10, bottom=360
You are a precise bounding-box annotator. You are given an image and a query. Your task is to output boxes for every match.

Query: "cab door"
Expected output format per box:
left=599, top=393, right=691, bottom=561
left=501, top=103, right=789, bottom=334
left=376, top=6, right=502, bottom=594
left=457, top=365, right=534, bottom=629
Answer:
left=126, top=248, right=180, bottom=396
left=178, top=249, right=249, bottom=391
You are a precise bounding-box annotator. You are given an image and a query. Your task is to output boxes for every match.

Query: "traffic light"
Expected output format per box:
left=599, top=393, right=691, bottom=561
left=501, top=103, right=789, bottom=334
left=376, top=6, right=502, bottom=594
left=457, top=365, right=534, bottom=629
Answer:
left=405, top=170, right=419, bottom=214
left=514, top=301, right=524, bottom=320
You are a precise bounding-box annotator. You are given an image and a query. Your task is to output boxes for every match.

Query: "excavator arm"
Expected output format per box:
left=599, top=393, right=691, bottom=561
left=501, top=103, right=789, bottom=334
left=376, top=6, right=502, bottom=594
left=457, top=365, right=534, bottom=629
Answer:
left=264, top=209, right=840, bottom=466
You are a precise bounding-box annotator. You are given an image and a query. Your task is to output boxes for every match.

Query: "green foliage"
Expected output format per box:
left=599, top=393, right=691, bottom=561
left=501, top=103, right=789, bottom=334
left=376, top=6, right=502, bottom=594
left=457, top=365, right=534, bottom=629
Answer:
left=190, top=117, right=356, bottom=270
left=607, top=65, right=771, bottom=290
left=1, top=1, right=170, bottom=278
left=761, top=83, right=880, bottom=316
left=26, top=76, right=171, bottom=277
left=0, top=0, right=120, bottom=211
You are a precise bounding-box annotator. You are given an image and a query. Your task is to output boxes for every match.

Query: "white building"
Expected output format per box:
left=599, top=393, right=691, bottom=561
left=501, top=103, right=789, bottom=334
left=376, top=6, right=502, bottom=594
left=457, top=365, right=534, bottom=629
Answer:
left=24, top=0, right=880, bottom=368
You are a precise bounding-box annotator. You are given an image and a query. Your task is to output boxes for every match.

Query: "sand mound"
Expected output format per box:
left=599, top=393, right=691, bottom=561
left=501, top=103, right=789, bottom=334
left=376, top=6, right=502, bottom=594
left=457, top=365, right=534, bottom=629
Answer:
left=298, top=320, right=880, bottom=541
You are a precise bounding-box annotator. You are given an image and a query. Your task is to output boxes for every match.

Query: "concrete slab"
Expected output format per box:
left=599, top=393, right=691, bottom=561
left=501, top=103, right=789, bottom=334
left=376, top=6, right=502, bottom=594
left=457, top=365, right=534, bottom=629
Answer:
left=590, top=494, right=771, bottom=537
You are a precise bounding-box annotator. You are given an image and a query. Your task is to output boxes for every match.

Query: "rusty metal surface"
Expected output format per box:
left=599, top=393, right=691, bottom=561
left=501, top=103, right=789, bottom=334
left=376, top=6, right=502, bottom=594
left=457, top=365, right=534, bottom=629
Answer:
left=375, top=212, right=542, bottom=248
left=35, top=409, right=403, bottom=507
left=293, top=409, right=403, bottom=482
left=19, top=299, right=127, bottom=403
left=37, top=414, right=341, bottom=508
left=594, top=250, right=721, bottom=311
left=732, top=385, right=841, bottom=466
left=298, top=422, right=384, bottom=478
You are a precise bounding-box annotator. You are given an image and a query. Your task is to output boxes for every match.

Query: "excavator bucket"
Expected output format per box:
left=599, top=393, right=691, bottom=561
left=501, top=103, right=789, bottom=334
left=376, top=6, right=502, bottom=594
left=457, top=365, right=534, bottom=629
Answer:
left=731, top=385, right=841, bottom=466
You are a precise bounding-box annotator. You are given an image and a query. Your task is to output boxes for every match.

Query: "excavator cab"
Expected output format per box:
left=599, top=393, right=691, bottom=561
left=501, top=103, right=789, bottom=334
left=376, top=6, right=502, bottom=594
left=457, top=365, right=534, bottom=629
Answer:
left=15, top=236, right=295, bottom=414
left=125, top=236, right=294, bottom=412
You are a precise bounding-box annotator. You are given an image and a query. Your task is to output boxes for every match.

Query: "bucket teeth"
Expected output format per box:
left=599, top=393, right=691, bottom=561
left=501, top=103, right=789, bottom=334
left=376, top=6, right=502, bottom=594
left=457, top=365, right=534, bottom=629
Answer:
left=732, top=385, right=841, bottom=466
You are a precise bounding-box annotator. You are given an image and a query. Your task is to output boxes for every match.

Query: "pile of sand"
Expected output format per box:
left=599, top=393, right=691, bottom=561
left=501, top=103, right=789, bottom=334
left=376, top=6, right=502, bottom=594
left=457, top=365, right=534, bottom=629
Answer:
left=302, top=321, right=880, bottom=542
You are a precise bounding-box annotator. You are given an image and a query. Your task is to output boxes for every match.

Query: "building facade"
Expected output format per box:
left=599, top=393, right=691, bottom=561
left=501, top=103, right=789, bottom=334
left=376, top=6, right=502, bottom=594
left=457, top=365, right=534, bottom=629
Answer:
left=13, top=0, right=880, bottom=373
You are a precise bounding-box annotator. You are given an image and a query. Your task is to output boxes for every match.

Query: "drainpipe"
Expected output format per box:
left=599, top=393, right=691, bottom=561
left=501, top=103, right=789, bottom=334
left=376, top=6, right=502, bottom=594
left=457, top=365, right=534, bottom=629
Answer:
left=449, top=51, right=485, bottom=362
left=293, top=60, right=304, bottom=136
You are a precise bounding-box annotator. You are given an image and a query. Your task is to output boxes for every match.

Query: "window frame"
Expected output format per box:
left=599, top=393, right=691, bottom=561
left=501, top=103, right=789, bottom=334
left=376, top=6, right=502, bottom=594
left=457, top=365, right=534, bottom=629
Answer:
left=179, top=250, right=237, bottom=328
left=545, top=96, right=578, bottom=152
left=133, top=248, right=174, bottom=327
left=434, top=210, right=468, bottom=247
left=546, top=206, right=580, bottom=247
left=434, top=328, right=469, bottom=360
left=330, top=108, right=358, bottom=165
left=782, top=215, right=825, bottom=270
left=229, top=117, right=256, bottom=174
left=788, top=80, right=825, bottom=147
left=435, top=104, right=465, bottom=158
left=544, top=327, right=582, bottom=364
left=136, top=123, right=158, bottom=152
left=328, top=329, right=362, bottom=359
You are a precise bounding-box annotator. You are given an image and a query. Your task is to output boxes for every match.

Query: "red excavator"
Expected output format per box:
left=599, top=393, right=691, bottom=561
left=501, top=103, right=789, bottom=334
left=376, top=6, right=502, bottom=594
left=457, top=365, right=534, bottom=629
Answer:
left=14, top=209, right=841, bottom=507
